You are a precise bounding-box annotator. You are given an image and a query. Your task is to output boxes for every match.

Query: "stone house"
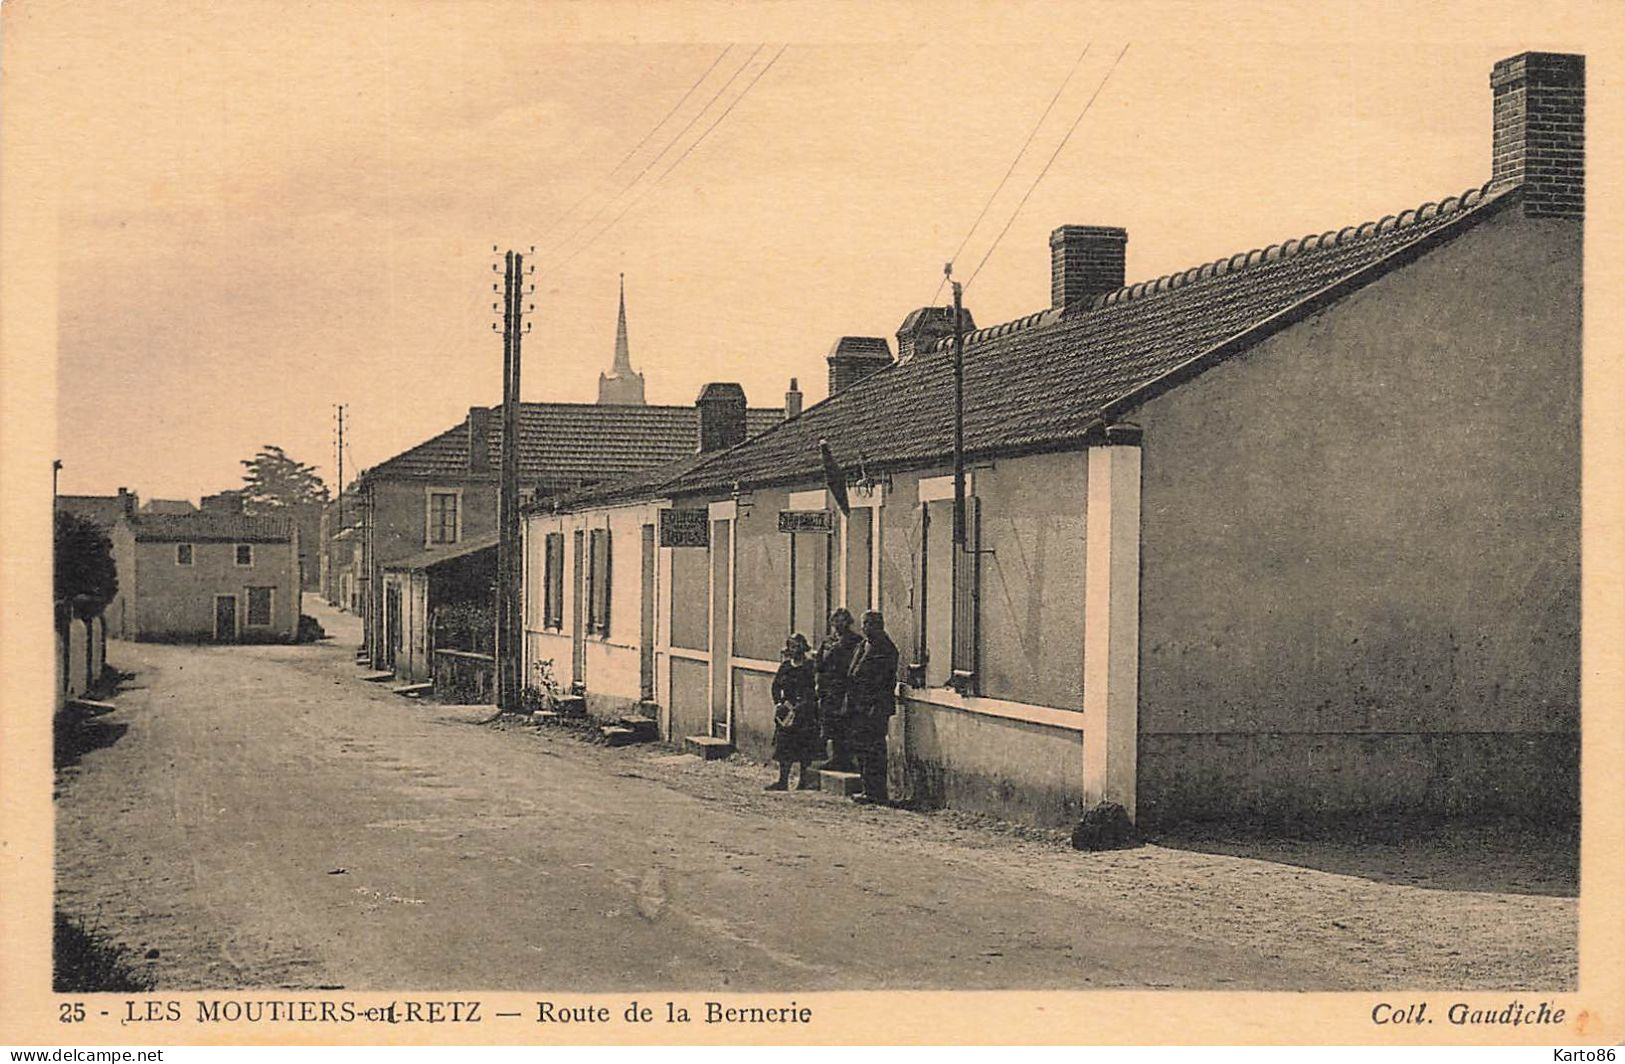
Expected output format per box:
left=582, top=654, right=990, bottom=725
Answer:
left=520, top=52, right=1582, bottom=828
left=107, top=511, right=300, bottom=642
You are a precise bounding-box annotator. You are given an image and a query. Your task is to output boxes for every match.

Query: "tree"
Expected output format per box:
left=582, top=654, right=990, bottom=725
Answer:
left=55, top=511, right=118, bottom=622
left=240, top=445, right=330, bottom=514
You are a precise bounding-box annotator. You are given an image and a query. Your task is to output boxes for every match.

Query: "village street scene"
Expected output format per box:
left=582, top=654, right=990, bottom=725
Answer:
left=34, top=7, right=1585, bottom=1004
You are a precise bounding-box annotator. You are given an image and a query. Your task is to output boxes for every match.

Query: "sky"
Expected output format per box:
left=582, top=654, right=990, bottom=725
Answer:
left=7, top=0, right=1603, bottom=499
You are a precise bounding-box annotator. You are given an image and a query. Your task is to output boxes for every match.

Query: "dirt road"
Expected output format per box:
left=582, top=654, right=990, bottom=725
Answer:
left=53, top=598, right=1575, bottom=991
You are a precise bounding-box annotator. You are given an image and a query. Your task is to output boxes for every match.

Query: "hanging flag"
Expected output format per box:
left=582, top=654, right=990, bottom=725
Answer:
left=819, top=438, right=850, bottom=515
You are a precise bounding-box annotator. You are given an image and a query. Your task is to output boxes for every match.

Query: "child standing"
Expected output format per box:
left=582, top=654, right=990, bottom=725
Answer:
left=766, top=633, right=820, bottom=791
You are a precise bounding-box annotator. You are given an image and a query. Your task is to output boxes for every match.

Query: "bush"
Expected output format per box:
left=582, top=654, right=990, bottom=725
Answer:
left=519, top=658, right=563, bottom=713
left=1070, top=802, right=1142, bottom=851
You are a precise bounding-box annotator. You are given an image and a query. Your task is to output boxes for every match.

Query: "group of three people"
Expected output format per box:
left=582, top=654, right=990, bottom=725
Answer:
left=768, top=607, right=899, bottom=804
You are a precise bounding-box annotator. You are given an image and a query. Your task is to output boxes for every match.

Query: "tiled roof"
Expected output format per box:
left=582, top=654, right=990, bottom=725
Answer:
left=57, top=496, right=131, bottom=527
left=140, top=499, right=197, bottom=514
left=362, top=403, right=784, bottom=484
left=127, top=512, right=294, bottom=543
left=384, top=531, right=500, bottom=572
left=644, top=181, right=1514, bottom=498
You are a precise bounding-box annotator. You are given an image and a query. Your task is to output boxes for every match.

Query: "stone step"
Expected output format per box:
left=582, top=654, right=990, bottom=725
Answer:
left=359, top=671, right=396, bottom=683
left=556, top=695, right=588, bottom=718
left=616, top=716, right=660, bottom=742
left=392, top=682, right=433, bottom=698
left=684, top=735, right=734, bottom=760
left=819, top=770, right=864, bottom=796
left=67, top=699, right=117, bottom=715
left=601, top=725, right=640, bottom=747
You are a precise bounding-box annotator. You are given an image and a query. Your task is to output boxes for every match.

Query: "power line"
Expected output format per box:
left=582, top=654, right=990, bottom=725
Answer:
left=561, top=45, right=788, bottom=269
left=537, top=47, right=734, bottom=247
left=549, top=46, right=764, bottom=257
left=607, top=45, right=734, bottom=178
left=926, top=42, right=1092, bottom=310
left=965, top=43, right=1130, bottom=290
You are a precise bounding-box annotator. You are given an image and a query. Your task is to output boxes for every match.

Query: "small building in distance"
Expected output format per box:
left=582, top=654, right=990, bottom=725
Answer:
left=108, top=511, right=300, bottom=642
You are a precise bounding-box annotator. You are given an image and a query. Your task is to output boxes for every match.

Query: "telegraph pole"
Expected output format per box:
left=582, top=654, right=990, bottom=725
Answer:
left=494, top=247, right=534, bottom=711
left=335, top=404, right=345, bottom=528
left=951, top=270, right=967, bottom=547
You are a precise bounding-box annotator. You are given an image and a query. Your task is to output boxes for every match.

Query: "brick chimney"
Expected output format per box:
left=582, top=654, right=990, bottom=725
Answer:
left=117, top=487, right=136, bottom=517
left=826, top=337, right=893, bottom=396
left=785, top=378, right=803, bottom=419
left=1491, top=52, right=1584, bottom=218
left=895, top=306, right=975, bottom=364
left=1050, top=225, right=1127, bottom=309
left=696, top=382, right=748, bottom=453
left=466, top=406, right=494, bottom=473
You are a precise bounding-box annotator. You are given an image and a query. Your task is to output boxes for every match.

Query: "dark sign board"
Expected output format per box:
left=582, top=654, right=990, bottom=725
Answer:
left=778, top=509, right=834, bottom=534
left=659, top=508, right=710, bottom=547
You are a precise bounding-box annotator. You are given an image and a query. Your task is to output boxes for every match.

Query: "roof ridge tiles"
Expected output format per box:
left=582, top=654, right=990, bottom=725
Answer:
left=927, top=180, right=1496, bottom=353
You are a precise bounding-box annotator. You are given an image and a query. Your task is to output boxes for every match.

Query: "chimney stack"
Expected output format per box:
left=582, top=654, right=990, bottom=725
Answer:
left=696, top=382, right=748, bottom=452
left=117, top=487, right=136, bottom=517
left=1491, top=52, right=1584, bottom=218
left=1050, top=225, right=1127, bottom=310
left=895, top=305, right=974, bottom=364
left=826, top=337, right=893, bottom=396
left=466, top=406, right=494, bottom=473
left=785, top=378, right=803, bottom=419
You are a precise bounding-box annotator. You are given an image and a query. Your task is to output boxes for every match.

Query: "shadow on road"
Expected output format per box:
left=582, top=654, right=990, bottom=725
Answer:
left=1149, top=818, right=1579, bottom=898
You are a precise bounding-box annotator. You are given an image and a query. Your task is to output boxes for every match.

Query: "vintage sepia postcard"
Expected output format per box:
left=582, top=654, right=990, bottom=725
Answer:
left=3, top=0, right=1622, bottom=1049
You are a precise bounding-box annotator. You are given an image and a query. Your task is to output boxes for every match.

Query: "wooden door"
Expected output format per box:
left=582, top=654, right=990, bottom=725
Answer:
left=571, top=529, right=586, bottom=686
left=708, top=518, right=732, bottom=739
left=214, top=595, right=237, bottom=642
left=639, top=522, right=656, bottom=702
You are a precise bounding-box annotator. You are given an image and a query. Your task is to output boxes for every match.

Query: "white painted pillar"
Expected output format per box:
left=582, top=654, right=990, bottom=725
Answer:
left=1082, top=424, right=1143, bottom=819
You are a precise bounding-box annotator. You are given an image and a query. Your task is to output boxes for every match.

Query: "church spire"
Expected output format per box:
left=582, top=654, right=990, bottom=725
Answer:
left=613, top=273, right=633, bottom=375
left=598, top=272, right=646, bottom=405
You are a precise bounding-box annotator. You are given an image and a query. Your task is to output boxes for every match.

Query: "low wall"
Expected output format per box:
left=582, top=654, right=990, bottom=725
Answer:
left=1137, top=731, right=1580, bottom=827
left=433, top=649, right=496, bottom=705
left=894, top=699, right=1086, bottom=828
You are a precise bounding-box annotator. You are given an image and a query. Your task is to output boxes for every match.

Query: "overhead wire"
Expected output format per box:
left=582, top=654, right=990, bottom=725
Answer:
left=549, top=45, right=765, bottom=258
left=964, top=43, right=1130, bottom=290
left=605, top=45, right=735, bottom=178
left=537, top=46, right=735, bottom=247
left=925, top=42, right=1093, bottom=310
left=559, top=45, right=788, bottom=271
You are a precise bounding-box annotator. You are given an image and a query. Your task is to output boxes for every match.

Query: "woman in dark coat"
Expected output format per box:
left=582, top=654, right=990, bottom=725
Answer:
left=767, top=633, right=820, bottom=791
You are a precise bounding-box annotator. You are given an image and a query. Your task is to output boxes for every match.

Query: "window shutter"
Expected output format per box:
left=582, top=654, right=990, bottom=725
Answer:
left=914, top=504, right=930, bottom=669
left=600, top=528, right=613, bottom=634
left=950, top=496, right=980, bottom=691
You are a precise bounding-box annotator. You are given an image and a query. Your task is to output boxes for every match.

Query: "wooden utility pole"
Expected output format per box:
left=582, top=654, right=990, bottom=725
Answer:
left=495, top=249, right=531, bottom=711
left=951, top=275, right=967, bottom=547
left=335, top=404, right=345, bottom=528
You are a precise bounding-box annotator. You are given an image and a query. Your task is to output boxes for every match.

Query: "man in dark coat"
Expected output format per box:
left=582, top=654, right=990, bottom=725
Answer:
left=814, top=608, right=862, bottom=771
left=846, top=609, right=900, bottom=804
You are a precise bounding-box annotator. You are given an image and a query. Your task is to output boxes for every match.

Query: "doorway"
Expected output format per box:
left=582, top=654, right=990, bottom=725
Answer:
left=639, top=522, right=656, bottom=702
left=213, top=595, right=237, bottom=642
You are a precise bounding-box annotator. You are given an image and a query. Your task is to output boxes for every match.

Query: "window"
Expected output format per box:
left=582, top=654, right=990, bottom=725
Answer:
left=913, top=484, right=981, bottom=693
left=176, top=543, right=193, bottom=566
left=235, top=544, right=253, bottom=566
left=427, top=490, right=460, bottom=545
left=246, top=587, right=274, bottom=627
left=544, top=532, right=565, bottom=629
left=587, top=527, right=612, bottom=635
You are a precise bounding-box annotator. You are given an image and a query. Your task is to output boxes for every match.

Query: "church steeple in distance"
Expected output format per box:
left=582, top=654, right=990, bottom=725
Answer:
left=598, top=273, right=647, bottom=405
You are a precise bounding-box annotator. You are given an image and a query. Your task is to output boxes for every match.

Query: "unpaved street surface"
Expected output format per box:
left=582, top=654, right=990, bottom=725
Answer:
left=55, top=598, right=1576, bottom=991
